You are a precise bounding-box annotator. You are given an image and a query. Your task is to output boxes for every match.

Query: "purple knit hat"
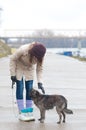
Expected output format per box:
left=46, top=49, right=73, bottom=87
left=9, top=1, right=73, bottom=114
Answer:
left=29, top=42, right=46, bottom=60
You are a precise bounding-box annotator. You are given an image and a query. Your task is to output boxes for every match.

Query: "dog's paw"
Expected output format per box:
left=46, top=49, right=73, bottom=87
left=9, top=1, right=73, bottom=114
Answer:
left=38, top=118, right=44, bottom=123
left=57, top=121, right=61, bottom=124
left=40, top=120, right=44, bottom=123
left=38, top=118, right=41, bottom=121
left=63, top=120, right=65, bottom=123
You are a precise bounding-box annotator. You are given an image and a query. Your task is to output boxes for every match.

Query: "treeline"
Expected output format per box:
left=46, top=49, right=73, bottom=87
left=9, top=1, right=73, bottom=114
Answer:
left=8, top=37, right=86, bottom=48
left=27, top=37, right=85, bottom=48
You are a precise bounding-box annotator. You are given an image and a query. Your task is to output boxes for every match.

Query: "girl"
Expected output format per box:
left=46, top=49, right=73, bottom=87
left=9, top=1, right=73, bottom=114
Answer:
left=10, top=42, right=46, bottom=121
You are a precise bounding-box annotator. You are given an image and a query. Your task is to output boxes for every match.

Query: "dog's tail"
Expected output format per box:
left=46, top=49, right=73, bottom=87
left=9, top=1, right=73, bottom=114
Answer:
left=64, top=108, right=73, bottom=114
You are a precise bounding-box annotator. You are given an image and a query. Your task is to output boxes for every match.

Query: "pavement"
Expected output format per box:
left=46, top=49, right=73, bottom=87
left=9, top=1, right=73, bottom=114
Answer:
left=0, top=52, right=86, bottom=130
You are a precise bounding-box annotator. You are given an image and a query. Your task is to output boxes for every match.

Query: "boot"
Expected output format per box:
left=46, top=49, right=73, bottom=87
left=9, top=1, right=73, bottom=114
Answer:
left=19, top=108, right=35, bottom=121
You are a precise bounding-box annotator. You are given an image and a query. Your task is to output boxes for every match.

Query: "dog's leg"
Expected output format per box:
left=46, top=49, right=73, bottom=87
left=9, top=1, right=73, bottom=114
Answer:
left=57, top=112, right=62, bottom=124
left=38, top=109, right=45, bottom=123
left=38, top=110, right=43, bottom=120
left=61, top=111, right=65, bottom=123
left=56, top=107, right=62, bottom=124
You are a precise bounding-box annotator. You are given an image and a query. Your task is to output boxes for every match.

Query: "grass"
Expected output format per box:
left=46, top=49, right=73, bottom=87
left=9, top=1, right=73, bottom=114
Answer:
left=0, top=41, right=12, bottom=58
left=11, top=48, right=17, bottom=54
left=0, top=47, right=16, bottom=58
left=72, top=56, right=86, bottom=62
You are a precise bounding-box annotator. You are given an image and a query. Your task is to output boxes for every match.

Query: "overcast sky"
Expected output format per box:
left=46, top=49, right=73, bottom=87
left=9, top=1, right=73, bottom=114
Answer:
left=0, top=0, right=86, bottom=31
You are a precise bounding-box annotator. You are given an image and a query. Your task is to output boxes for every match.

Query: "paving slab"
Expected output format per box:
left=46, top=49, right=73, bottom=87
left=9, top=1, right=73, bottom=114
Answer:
left=0, top=52, right=86, bottom=130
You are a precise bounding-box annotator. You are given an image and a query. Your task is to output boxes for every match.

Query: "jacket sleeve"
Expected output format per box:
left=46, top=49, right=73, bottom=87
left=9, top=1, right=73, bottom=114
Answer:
left=36, top=61, right=44, bottom=83
left=10, top=47, right=23, bottom=76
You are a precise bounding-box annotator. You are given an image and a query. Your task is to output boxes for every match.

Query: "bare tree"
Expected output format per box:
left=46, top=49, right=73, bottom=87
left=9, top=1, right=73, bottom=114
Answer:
left=32, top=29, right=55, bottom=37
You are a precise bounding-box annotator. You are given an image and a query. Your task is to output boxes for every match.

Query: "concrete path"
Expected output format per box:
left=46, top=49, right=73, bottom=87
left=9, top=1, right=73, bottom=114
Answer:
left=0, top=52, right=86, bottom=130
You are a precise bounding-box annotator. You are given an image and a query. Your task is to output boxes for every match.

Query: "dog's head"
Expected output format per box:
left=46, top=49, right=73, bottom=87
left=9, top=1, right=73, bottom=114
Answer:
left=30, top=89, right=41, bottom=98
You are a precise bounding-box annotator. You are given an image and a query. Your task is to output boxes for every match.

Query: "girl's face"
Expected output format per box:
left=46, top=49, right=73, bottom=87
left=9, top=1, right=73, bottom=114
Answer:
left=32, top=56, right=37, bottom=64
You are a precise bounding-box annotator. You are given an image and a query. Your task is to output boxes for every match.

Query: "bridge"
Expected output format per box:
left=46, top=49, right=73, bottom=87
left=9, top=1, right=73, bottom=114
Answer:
left=0, top=29, right=86, bottom=38
left=0, top=29, right=86, bottom=48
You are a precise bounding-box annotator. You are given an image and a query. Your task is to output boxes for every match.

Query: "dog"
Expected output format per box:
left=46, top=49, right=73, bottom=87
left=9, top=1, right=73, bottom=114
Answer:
left=30, top=89, right=73, bottom=124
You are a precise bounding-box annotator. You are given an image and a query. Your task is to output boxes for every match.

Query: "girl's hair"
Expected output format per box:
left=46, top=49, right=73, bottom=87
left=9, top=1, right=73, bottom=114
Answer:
left=29, top=53, right=43, bottom=65
left=28, top=42, right=46, bottom=65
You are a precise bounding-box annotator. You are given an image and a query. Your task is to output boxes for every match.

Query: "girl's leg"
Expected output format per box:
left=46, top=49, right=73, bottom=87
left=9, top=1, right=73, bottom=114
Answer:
left=25, top=80, right=33, bottom=109
left=16, top=78, right=24, bottom=112
left=24, top=80, right=35, bottom=120
left=16, top=79, right=35, bottom=121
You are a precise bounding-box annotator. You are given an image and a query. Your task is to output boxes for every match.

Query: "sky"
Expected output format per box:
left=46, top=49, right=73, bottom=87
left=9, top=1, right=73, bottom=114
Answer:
left=0, top=0, right=86, bottom=32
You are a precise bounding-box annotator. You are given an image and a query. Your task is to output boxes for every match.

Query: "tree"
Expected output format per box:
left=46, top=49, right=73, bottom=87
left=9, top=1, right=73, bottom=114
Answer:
left=32, top=29, right=55, bottom=37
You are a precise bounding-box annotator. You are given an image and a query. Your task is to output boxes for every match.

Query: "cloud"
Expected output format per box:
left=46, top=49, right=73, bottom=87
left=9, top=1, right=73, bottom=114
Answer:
left=0, top=0, right=86, bottom=30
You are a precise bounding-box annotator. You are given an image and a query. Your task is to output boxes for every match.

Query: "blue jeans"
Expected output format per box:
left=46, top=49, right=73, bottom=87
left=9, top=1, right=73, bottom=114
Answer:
left=16, top=79, right=33, bottom=100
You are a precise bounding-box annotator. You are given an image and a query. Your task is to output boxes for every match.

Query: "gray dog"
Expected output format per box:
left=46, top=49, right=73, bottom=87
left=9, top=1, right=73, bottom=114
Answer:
left=30, top=89, right=73, bottom=124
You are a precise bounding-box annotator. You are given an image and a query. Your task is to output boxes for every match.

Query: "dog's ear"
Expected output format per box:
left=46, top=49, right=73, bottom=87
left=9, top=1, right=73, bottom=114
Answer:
left=29, top=88, right=34, bottom=96
left=36, top=90, right=40, bottom=96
